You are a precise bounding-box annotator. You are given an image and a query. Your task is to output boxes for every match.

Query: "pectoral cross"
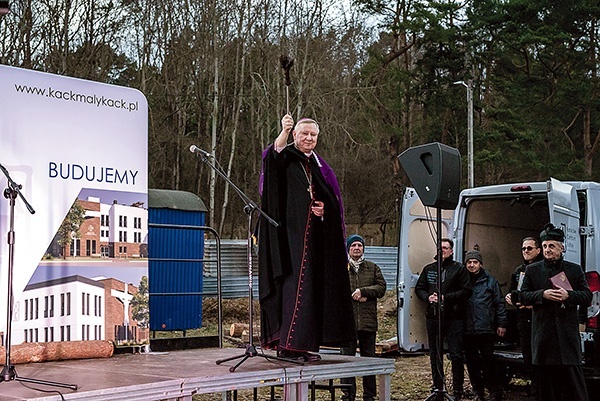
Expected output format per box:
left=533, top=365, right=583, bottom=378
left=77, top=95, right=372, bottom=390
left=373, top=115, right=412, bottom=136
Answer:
left=302, top=159, right=314, bottom=200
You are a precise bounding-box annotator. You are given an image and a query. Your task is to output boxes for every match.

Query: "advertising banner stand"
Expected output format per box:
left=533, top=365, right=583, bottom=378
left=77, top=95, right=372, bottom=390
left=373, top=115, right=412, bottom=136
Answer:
left=0, top=164, right=77, bottom=390
left=1, top=62, right=147, bottom=393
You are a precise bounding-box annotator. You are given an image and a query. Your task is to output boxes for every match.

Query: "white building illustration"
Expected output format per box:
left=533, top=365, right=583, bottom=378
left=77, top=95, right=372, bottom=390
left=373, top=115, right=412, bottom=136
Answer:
left=11, top=275, right=147, bottom=346
left=12, top=275, right=105, bottom=344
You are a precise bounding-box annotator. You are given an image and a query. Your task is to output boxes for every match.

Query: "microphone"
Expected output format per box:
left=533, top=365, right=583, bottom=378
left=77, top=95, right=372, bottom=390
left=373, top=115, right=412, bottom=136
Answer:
left=190, top=145, right=212, bottom=158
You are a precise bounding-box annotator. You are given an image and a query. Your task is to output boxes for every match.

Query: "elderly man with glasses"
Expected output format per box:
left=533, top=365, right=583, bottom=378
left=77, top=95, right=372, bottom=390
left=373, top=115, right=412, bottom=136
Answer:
left=516, top=224, right=592, bottom=401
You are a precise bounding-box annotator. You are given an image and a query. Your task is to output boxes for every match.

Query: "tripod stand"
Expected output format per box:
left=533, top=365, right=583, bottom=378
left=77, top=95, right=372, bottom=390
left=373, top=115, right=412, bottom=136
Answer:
left=424, top=208, right=454, bottom=401
left=189, top=147, right=302, bottom=372
left=0, top=163, right=78, bottom=391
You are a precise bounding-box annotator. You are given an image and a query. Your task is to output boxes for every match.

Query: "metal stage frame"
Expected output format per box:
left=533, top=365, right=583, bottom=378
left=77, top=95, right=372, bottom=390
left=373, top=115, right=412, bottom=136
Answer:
left=0, top=347, right=395, bottom=401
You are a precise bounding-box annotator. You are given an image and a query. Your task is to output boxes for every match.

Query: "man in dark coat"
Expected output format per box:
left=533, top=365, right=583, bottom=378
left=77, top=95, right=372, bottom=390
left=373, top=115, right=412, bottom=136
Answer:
left=464, top=250, right=507, bottom=401
left=505, top=236, right=542, bottom=396
left=340, top=234, right=387, bottom=401
left=415, top=238, right=472, bottom=400
left=258, top=114, right=356, bottom=361
left=518, top=223, right=592, bottom=401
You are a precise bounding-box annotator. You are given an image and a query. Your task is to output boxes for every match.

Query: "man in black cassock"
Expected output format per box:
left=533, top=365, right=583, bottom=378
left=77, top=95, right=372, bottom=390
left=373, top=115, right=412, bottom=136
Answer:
left=258, top=114, right=356, bottom=361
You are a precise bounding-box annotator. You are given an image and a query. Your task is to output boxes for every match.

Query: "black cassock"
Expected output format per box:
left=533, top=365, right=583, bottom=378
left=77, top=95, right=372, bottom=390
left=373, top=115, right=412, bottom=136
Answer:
left=258, top=144, right=356, bottom=353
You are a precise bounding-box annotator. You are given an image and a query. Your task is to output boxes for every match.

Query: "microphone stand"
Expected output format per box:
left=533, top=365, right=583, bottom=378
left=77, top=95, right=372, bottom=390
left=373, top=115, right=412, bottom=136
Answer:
left=424, top=208, right=453, bottom=401
left=190, top=150, right=302, bottom=372
left=0, top=163, right=78, bottom=391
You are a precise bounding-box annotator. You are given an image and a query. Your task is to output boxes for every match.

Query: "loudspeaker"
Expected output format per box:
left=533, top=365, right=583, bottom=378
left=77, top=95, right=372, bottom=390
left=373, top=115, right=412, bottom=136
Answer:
left=398, top=142, right=461, bottom=210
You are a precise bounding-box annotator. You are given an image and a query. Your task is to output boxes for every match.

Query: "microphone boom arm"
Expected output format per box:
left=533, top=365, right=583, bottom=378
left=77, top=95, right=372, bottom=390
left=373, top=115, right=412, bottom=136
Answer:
left=0, top=163, right=35, bottom=215
left=189, top=146, right=278, bottom=228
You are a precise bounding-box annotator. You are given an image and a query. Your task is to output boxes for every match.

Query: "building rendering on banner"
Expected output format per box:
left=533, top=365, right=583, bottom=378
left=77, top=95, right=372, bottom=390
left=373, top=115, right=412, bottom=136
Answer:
left=13, top=276, right=105, bottom=344
left=47, top=196, right=148, bottom=259
left=8, top=195, right=150, bottom=346
left=11, top=275, right=148, bottom=345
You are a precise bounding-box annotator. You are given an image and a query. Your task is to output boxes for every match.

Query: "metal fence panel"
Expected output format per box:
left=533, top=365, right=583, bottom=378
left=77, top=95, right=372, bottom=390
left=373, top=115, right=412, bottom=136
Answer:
left=202, top=240, right=398, bottom=298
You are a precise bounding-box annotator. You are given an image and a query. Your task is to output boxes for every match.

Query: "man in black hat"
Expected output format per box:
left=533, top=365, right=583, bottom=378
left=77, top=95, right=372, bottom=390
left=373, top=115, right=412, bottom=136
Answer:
left=517, top=223, right=592, bottom=401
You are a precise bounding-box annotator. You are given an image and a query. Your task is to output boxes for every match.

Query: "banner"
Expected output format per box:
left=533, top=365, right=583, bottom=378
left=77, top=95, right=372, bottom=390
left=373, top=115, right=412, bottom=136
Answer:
left=0, top=65, right=147, bottom=343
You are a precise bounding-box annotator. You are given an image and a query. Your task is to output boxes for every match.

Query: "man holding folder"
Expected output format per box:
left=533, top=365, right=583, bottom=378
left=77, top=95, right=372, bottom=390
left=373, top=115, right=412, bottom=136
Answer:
left=516, top=223, right=592, bottom=401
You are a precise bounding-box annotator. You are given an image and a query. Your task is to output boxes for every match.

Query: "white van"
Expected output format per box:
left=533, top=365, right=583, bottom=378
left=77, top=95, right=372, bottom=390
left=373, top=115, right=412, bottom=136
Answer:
left=397, top=177, right=600, bottom=384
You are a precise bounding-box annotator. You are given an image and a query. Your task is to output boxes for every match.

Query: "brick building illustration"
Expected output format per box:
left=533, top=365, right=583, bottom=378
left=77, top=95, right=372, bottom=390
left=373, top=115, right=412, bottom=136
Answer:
left=47, top=196, right=148, bottom=259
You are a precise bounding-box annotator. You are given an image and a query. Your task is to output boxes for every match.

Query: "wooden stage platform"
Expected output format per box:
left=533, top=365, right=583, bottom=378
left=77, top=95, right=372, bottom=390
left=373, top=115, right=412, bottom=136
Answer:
left=0, top=347, right=396, bottom=401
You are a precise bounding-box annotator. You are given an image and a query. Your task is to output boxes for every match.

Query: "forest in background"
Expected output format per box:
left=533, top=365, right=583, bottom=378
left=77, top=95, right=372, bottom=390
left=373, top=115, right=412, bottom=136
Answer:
left=1, top=0, right=599, bottom=245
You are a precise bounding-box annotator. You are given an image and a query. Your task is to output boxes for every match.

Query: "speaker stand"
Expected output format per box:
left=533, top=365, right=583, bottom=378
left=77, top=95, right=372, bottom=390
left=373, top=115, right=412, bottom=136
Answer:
left=423, top=208, right=454, bottom=401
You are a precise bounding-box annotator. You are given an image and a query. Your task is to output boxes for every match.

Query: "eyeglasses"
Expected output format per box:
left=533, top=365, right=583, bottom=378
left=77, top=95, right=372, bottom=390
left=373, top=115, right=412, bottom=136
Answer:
left=521, top=246, right=537, bottom=252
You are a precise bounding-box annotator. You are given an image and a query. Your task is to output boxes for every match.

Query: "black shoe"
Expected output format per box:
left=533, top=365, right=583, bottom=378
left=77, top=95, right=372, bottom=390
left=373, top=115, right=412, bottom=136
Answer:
left=277, top=349, right=305, bottom=362
left=299, top=351, right=322, bottom=362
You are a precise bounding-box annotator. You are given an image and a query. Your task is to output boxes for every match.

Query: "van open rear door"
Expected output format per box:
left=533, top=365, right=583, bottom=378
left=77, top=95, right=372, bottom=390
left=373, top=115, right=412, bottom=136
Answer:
left=396, top=187, right=454, bottom=351
left=548, top=178, right=581, bottom=265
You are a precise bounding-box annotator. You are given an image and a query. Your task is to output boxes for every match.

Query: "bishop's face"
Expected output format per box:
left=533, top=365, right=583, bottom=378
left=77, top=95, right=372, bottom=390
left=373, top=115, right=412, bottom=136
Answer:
left=293, top=123, right=319, bottom=154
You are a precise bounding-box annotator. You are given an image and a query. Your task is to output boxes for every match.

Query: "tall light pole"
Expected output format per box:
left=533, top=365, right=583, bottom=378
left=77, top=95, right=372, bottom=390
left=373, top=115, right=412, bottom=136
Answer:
left=454, top=80, right=474, bottom=188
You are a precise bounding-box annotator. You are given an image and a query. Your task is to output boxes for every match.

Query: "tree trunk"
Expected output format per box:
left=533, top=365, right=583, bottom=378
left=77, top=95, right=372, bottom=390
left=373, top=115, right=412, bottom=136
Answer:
left=210, top=56, right=219, bottom=228
left=219, top=5, right=249, bottom=235
left=229, top=323, right=260, bottom=337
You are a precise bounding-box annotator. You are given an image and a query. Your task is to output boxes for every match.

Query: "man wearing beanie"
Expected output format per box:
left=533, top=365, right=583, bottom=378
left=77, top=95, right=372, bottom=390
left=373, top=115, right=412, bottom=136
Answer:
left=463, top=250, right=507, bottom=401
left=518, top=223, right=592, bottom=401
left=340, top=234, right=387, bottom=401
left=415, top=238, right=471, bottom=400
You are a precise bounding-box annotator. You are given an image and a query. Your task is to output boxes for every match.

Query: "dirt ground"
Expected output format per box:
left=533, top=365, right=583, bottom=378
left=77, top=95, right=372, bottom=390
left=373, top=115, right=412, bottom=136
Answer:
left=388, top=354, right=533, bottom=401
left=198, top=293, right=534, bottom=401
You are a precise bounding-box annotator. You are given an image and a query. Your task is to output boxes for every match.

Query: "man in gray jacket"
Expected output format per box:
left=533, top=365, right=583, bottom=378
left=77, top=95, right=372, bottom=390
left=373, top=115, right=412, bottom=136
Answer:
left=340, top=234, right=387, bottom=401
